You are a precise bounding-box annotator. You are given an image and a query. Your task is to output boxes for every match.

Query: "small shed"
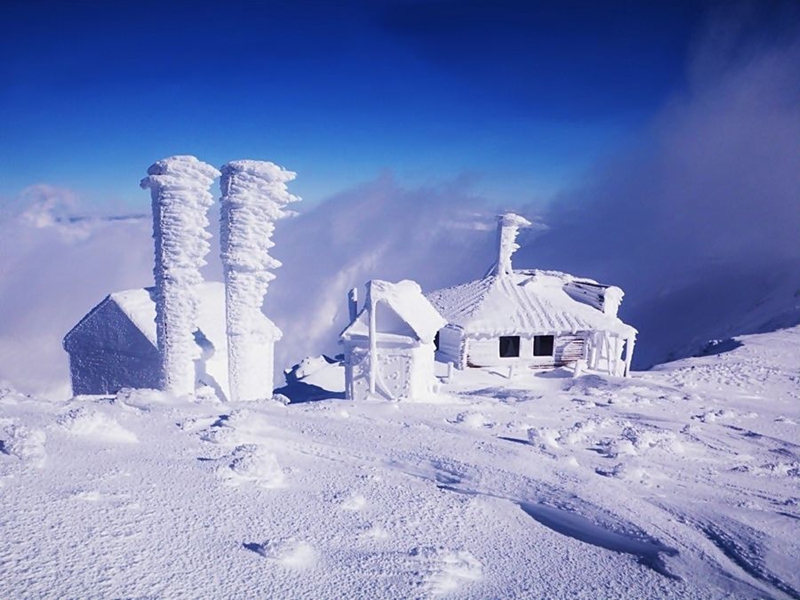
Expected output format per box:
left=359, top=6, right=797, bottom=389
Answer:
left=63, top=281, right=280, bottom=398
left=427, top=213, right=637, bottom=377
left=340, top=280, right=446, bottom=401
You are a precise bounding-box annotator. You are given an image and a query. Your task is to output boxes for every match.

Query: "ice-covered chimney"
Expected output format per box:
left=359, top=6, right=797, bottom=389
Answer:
left=140, top=155, right=220, bottom=396
left=494, top=212, right=532, bottom=277
left=348, top=287, right=359, bottom=322
left=219, top=160, right=300, bottom=402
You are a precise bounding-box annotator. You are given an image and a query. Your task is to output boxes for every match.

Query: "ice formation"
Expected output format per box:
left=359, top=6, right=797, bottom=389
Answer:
left=219, top=160, right=300, bottom=401
left=140, top=155, right=220, bottom=396
left=494, top=212, right=532, bottom=277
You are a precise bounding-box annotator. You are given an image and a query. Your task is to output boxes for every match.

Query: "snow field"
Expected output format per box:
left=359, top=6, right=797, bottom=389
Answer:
left=0, top=326, right=798, bottom=598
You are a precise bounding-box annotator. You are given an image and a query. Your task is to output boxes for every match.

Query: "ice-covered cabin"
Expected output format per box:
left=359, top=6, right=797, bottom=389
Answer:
left=427, top=214, right=637, bottom=377
left=340, top=280, right=447, bottom=401
left=63, top=281, right=280, bottom=398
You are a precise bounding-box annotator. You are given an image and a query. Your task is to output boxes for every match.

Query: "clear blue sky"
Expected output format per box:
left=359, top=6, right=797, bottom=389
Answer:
left=0, top=0, right=716, bottom=209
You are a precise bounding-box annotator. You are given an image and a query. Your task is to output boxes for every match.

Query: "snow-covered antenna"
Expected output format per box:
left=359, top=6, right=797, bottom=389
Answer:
left=140, top=155, right=220, bottom=396
left=219, top=160, right=300, bottom=402
left=493, top=212, right=532, bottom=277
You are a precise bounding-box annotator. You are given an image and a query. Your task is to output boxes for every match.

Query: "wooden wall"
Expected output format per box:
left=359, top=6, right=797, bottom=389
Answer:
left=465, top=333, right=587, bottom=369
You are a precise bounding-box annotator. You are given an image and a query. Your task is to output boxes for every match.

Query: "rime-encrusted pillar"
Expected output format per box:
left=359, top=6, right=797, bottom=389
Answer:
left=219, top=160, right=300, bottom=401
left=140, top=155, right=220, bottom=396
left=494, top=213, right=532, bottom=277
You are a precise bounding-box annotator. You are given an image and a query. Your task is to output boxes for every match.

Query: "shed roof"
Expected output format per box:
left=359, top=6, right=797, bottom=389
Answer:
left=341, top=280, right=447, bottom=344
left=104, top=282, right=281, bottom=347
left=427, top=270, right=636, bottom=338
left=64, top=282, right=282, bottom=400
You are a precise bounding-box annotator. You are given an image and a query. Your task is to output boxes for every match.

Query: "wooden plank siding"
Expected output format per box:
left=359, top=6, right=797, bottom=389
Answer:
left=464, top=333, right=587, bottom=369
left=562, top=281, right=607, bottom=312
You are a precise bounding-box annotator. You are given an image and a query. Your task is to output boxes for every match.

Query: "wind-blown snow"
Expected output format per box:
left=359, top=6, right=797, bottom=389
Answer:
left=219, top=160, right=300, bottom=400
left=1, top=326, right=798, bottom=598
left=140, top=155, right=221, bottom=396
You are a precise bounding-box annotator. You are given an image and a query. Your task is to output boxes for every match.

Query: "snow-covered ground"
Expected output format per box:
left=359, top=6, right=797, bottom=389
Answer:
left=1, top=327, right=798, bottom=599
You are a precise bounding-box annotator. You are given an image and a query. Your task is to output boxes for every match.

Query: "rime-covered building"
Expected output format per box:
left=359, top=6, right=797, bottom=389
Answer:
left=63, top=282, right=253, bottom=397
left=427, top=213, right=637, bottom=377
left=340, top=280, right=446, bottom=401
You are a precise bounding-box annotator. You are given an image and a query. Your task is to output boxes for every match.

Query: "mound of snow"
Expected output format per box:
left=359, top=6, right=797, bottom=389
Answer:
left=223, top=444, right=286, bottom=489
left=2, top=424, right=47, bottom=467
left=57, top=407, right=138, bottom=443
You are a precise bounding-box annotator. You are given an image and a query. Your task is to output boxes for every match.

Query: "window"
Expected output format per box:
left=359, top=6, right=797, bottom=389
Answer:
left=499, top=336, right=520, bottom=358
left=434, top=331, right=440, bottom=351
left=533, top=335, right=555, bottom=356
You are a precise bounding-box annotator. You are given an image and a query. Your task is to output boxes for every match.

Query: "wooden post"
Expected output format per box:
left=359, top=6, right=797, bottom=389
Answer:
left=368, top=294, right=377, bottom=395
left=624, top=336, right=635, bottom=377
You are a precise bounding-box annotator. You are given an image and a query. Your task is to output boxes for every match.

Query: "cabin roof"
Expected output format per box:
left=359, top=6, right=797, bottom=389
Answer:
left=427, top=270, right=636, bottom=337
left=341, top=279, right=447, bottom=344
left=65, top=281, right=281, bottom=348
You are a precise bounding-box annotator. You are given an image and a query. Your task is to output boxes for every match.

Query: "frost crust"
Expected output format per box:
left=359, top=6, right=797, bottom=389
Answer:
left=140, top=155, right=220, bottom=396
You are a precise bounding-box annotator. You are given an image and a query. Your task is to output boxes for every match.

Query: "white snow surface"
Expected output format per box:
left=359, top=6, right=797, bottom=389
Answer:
left=2, top=326, right=799, bottom=598
left=428, top=270, right=636, bottom=337
left=220, top=160, right=300, bottom=401
left=140, top=155, right=221, bottom=395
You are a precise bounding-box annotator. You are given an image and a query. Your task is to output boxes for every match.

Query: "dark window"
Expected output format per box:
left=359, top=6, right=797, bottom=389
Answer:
left=434, top=331, right=440, bottom=351
left=533, top=335, right=555, bottom=356
left=499, top=336, right=520, bottom=357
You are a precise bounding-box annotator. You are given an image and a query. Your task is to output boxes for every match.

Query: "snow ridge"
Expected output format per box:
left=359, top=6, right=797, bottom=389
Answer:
left=219, top=160, right=300, bottom=401
left=140, top=155, right=220, bottom=396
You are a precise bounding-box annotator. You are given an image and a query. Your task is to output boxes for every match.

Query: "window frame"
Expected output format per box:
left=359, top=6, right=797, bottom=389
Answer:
left=533, top=334, right=555, bottom=357
left=499, top=335, right=521, bottom=358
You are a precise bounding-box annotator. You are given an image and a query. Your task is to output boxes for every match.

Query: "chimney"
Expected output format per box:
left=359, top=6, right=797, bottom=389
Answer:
left=348, top=287, right=358, bottom=322
left=140, top=155, right=220, bottom=396
left=494, top=213, right=532, bottom=277
left=219, top=160, right=300, bottom=402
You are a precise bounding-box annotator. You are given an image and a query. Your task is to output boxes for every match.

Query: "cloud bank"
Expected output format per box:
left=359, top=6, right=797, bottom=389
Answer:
left=2, top=7, right=796, bottom=393
left=0, top=177, right=496, bottom=396
left=266, top=174, right=495, bottom=371
left=517, top=11, right=800, bottom=365
left=0, top=187, right=154, bottom=396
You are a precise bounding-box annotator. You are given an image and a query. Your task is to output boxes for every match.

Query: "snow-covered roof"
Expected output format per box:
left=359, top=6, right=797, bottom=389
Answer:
left=341, top=280, right=447, bottom=344
left=65, top=282, right=281, bottom=399
left=427, top=270, right=636, bottom=337
left=108, top=282, right=282, bottom=347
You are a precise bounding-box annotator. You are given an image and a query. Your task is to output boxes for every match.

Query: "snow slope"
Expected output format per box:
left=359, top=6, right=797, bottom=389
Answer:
left=1, top=326, right=798, bottom=599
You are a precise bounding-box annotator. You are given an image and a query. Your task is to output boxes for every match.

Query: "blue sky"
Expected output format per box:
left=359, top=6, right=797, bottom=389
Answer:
left=1, top=0, right=715, bottom=209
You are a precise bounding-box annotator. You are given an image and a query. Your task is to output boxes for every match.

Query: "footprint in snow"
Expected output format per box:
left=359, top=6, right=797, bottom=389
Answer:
left=340, top=492, right=367, bottom=511
left=243, top=539, right=317, bottom=570
left=221, top=444, right=287, bottom=489
left=411, top=547, right=483, bottom=597
left=358, top=523, right=390, bottom=541
left=425, top=549, right=483, bottom=596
